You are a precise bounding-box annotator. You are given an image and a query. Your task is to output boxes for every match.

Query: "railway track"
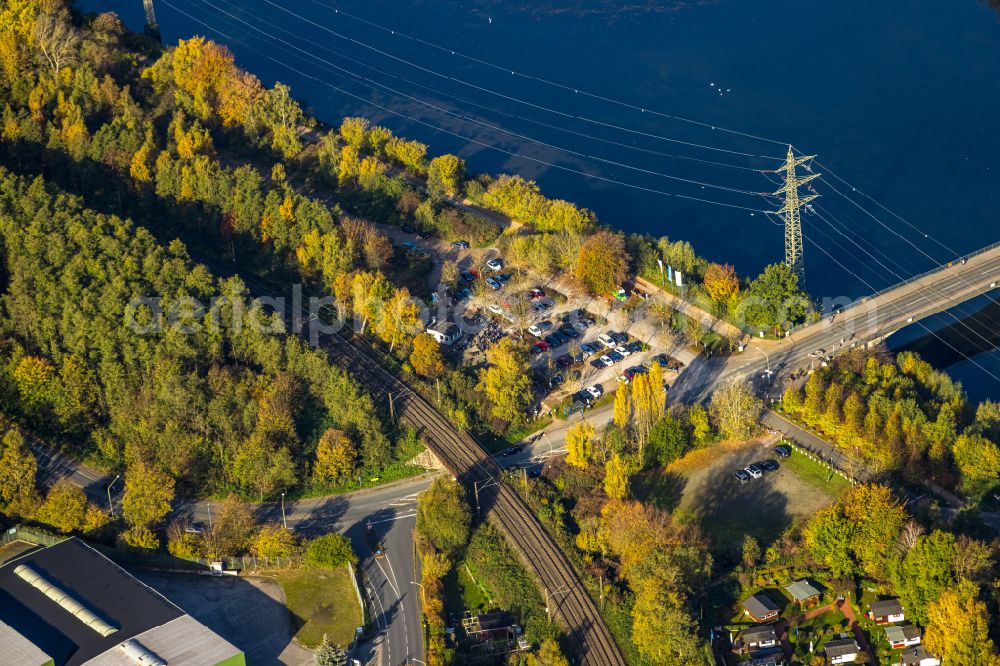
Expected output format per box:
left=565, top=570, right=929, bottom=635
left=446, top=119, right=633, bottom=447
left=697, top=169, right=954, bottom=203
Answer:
left=319, top=333, right=625, bottom=665
left=198, top=263, right=625, bottom=665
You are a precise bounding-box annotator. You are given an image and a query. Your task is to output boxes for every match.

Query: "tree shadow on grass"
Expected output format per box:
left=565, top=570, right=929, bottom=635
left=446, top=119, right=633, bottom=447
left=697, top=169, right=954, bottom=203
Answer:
left=632, top=469, right=687, bottom=513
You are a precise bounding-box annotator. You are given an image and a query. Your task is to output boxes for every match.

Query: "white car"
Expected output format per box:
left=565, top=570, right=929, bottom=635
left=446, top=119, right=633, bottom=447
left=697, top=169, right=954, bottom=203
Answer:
left=615, top=346, right=632, bottom=358
left=744, top=465, right=763, bottom=479
left=598, top=332, right=617, bottom=348
left=487, top=303, right=504, bottom=315
left=597, top=355, right=614, bottom=367
left=528, top=321, right=552, bottom=337
left=585, top=385, right=604, bottom=399
left=616, top=374, right=631, bottom=385
left=486, top=258, right=504, bottom=272
left=572, top=320, right=589, bottom=333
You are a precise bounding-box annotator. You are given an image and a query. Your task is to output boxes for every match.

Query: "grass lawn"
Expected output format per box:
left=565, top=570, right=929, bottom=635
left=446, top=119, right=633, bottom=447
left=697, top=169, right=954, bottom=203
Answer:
left=276, top=566, right=361, bottom=649
left=789, top=609, right=847, bottom=660
left=781, top=449, right=852, bottom=498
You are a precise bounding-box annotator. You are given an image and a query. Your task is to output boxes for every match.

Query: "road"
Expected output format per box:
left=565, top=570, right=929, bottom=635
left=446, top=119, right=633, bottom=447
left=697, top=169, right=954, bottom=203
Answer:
left=671, top=243, right=1000, bottom=404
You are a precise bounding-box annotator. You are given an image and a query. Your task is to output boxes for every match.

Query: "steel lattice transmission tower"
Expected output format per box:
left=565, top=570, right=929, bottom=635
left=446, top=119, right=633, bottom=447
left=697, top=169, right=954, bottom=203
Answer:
left=772, top=145, right=819, bottom=282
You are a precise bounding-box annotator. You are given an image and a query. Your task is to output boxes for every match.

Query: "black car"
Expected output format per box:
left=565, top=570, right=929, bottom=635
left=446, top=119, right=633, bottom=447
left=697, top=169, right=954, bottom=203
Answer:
left=648, top=353, right=669, bottom=368
left=559, top=326, right=580, bottom=339
left=557, top=354, right=573, bottom=368
left=543, top=334, right=561, bottom=347
left=401, top=224, right=416, bottom=234
left=626, top=341, right=643, bottom=354
left=607, top=350, right=624, bottom=363
left=773, top=444, right=792, bottom=458
left=611, top=331, right=629, bottom=345
left=550, top=330, right=569, bottom=345
left=561, top=309, right=584, bottom=322
left=760, top=460, right=780, bottom=472
left=574, top=390, right=593, bottom=405
left=732, top=470, right=750, bottom=484
left=507, top=445, right=524, bottom=456
left=590, top=358, right=606, bottom=369
left=547, top=374, right=564, bottom=389
left=417, top=229, right=433, bottom=239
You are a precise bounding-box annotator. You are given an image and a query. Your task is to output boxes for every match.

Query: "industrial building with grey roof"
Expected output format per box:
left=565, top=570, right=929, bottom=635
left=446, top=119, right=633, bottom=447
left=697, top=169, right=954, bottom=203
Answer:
left=0, top=537, right=245, bottom=666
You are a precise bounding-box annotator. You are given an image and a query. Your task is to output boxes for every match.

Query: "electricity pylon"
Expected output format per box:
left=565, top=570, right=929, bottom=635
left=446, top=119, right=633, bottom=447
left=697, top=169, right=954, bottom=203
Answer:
left=143, top=0, right=161, bottom=41
left=772, top=145, right=819, bottom=283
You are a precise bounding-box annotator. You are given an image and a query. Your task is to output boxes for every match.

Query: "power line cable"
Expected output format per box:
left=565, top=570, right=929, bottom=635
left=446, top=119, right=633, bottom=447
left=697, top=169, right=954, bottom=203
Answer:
left=159, top=0, right=773, bottom=214
left=189, top=0, right=775, bottom=199
left=299, top=0, right=790, bottom=149
left=206, top=0, right=767, bottom=175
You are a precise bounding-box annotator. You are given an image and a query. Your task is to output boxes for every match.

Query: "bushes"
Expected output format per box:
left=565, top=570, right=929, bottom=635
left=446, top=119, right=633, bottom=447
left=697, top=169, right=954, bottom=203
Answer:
left=306, top=533, right=357, bottom=568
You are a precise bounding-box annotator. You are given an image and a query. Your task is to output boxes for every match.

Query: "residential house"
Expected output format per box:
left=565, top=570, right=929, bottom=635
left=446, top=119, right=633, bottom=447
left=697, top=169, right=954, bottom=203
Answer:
left=739, top=625, right=778, bottom=651
left=825, top=637, right=860, bottom=664
left=742, top=593, right=781, bottom=623
left=748, top=646, right=787, bottom=666
left=784, top=579, right=822, bottom=608
left=427, top=321, right=463, bottom=346
left=868, top=599, right=905, bottom=625
left=885, top=624, right=921, bottom=649
left=891, top=646, right=941, bottom=666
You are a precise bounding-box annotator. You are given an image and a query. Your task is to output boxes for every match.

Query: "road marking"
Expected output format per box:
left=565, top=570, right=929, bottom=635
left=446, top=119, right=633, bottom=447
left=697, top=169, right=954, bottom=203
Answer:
left=367, top=511, right=416, bottom=525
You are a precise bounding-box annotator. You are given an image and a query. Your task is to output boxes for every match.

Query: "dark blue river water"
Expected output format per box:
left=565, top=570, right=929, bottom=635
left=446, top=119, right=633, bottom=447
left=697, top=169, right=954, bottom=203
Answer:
left=81, top=0, right=1000, bottom=402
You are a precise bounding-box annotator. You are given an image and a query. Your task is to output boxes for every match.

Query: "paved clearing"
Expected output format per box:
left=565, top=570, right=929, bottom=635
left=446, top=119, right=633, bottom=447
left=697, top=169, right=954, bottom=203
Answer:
left=138, top=572, right=313, bottom=666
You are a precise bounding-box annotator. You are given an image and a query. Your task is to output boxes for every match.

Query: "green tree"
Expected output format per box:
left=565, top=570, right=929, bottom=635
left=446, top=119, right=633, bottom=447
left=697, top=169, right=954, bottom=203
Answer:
left=314, top=634, right=347, bottom=666
left=306, top=533, right=357, bottom=568
left=122, top=461, right=175, bottom=536
left=891, top=530, right=956, bottom=625
left=647, top=414, right=688, bottom=467
left=416, top=477, right=471, bottom=554
left=739, top=263, right=808, bottom=333
left=952, top=433, right=1000, bottom=500
left=742, top=535, right=761, bottom=569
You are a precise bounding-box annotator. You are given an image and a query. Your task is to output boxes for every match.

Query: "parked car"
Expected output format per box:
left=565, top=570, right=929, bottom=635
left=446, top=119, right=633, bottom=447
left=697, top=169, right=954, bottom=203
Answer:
left=487, top=303, right=504, bottom=315
left=528, top=321, right=553, bottom=337
left=529, top=288, right=545, bottom=300
left=598, top=332, right=617, bottom=348
left=417, top=229, right=433, bottom=239
left=561, top=309, right=584, bottom=322
left=533, top=299, right=555, bottom=313
left=486, top=258, right=504, bottom=272
left=580, top=342, right=600, bottom=357
left=760, top=460, right=780, bottom=472
left=572, top=320, right=590, bottom=333
left=614, top=345, right=632, bottom=358
left=401, top=241, right=417, bottom=250
left=596, top=355, right=614, bottom=367
left=573, top=390, right=593, bottom=405
left=773, top=444, right=792, bottom=458
left=495, top=273, right=513, bottom=284
left=543, top=334, right=562, bottom=348
left=557, top=354, right=573, bottom=368
left=745, top=464, right=764, bottom=479
left=616, top=374, right=631, bottom=385
left=559, top=326, right=580, bottom=339
left=732, top=470, right=750, bottom=484
left=626, top=341, right=643, bottom=354
left=459, top=271, right=476, bottom=283
left=531, top=342, right=548, bottom=354
left=607, top=350, right=624, bottom=363
left=485, top=277, right=501, bottom=290
left=401, top=224, right=416, bottom=234
left=611, top=331, right=629, bottom=345
left=585, top=385, right=604, bottom=399
left=451, top=240, right=470, bottom=249
left=551, top=330, right=569, bottom=345
left=590, top=358, right=607, bottom=369
left=547, top=374, right=564, bottom=389
left=624, top=366, right=647, bottom=380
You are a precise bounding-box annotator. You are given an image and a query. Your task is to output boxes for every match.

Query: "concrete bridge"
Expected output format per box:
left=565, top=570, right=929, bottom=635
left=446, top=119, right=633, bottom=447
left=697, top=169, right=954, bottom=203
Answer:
left=671, top=240, right=1000, bottom=403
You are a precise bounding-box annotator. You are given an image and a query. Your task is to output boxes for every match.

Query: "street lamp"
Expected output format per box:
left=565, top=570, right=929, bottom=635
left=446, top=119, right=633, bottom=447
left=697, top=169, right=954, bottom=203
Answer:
left=107, top=474, right=120, bottom=518
left=280, top=492, right=287, bottom=529
left=542, top=432, right=554, bottom=455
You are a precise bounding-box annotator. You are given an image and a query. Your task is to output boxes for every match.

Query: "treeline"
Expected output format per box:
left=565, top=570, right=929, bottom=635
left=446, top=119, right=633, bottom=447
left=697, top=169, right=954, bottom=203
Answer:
left=782, top=348, right=1000, bottom=499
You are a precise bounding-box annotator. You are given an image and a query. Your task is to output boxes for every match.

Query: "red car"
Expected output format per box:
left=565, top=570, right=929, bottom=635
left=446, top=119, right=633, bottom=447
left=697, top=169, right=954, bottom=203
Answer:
left=529, top=288, right=545, bottom=300
left=532, top=340, right=550, bottom=354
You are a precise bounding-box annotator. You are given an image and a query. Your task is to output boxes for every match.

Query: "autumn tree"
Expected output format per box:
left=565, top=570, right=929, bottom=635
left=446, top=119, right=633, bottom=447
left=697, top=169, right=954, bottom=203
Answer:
left=34, top=4, right=79, bottom=74
left=306, top=533, right=357, bottom=568
left=924, top=579, right=999, bottom=666
left=204, top=495, right=256, bottom=559
left=251, top=524, right=298, bottom=558
left=410, top=333, right=445, bottom=378
left=613, top=385, right=630, bottom=429
left=427, top=154, right=465, bottom=198
left=416, top=477, right=471, bottom=555
left=738, top=263, right=808, bottom=333
left=312, top=428, right=358, bottom=485
left=36, top=480, right=87, bottom=533
left=604, top=453, right=635, bottom=500
left=702, top=263, right=740, bottom=305
left=0, top=429, right=39, bottom=518
left=566, top=421, right=596, bottom=469
left=952, top=433, right=1000, bottom=500
left=121, top=462, right=175, bottom=549
left=709, top=378, right=762, bottom=441
left=526, top=639, right=571, bottom=666
left=574, top=230, right=628, bottom=296
left=477, top=337, right=532, bottom=424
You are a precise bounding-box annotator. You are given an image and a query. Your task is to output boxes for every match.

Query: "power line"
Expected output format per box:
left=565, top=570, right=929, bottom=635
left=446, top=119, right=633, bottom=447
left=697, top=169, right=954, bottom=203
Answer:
left=205, top=0, right=768, bottom=175
left=252, top=0, right=783, bottom=161
left=298, top=0, right=791, bottom=149
left=159, top=0, right=773, bottom=214
left=188, top=0, right=775, bottom=199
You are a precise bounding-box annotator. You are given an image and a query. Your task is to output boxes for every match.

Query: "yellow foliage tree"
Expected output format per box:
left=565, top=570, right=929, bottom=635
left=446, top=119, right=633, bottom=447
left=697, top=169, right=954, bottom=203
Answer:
left=410, top=333, right=445, bottom=378
left=36, top=480, right=87, bottom=533
left=613, top=385, right=630, bottom=429
left=924, top=579, right=1000, bottom=666
left=565, top=421, right=595, bottom=469
left=604, top=453, right=633, bottom=500
left=312, top=428, right=357, bottom=484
